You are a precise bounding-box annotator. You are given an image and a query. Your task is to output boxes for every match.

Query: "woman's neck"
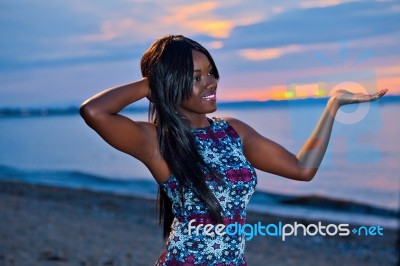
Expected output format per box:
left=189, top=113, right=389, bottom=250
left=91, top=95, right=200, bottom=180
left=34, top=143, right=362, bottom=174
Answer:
left=180, top=114, right=210, bottom=129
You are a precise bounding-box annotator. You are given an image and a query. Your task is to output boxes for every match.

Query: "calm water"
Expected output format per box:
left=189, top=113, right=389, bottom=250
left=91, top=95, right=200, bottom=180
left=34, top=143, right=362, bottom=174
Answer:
left=1, top=102, right=399, bottom=226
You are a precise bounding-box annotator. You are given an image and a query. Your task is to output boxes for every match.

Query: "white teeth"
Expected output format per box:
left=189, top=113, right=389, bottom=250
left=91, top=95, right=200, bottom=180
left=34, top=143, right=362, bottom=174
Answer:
left=203, top=94, right=215, bottom=99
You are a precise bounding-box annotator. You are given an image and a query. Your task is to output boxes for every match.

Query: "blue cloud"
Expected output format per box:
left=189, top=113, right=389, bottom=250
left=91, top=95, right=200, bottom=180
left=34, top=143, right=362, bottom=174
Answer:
left=0, top=1, right=98, bottom=69
left=224, top=1, right=400, bottom=49
left=0, top=43, right=148, bottom=72
left=1, top=0, right=399, bottom=107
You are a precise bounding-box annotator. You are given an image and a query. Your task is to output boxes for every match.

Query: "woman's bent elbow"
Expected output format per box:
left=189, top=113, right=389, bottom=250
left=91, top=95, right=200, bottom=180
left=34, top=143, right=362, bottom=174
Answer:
left=79, top=102, right=101, bottom=124
left=79, top=102, right=91, bottom=120
left=299, top=168, right=317, bottom=182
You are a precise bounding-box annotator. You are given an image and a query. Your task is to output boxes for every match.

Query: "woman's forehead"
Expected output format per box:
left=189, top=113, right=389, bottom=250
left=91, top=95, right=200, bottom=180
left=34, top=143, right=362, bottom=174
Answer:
left=192, top=50, right=211, bottom=68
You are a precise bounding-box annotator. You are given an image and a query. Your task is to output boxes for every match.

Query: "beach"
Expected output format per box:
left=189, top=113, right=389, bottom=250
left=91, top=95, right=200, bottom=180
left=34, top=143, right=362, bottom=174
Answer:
left=0, top=180, right=398, bottom=266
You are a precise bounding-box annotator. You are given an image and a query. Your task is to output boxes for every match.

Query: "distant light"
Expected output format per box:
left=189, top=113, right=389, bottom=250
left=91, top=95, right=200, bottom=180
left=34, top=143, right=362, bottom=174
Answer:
left=315, top=88, right=328, bottom=97
left=285, top=91, right=295, bottom=99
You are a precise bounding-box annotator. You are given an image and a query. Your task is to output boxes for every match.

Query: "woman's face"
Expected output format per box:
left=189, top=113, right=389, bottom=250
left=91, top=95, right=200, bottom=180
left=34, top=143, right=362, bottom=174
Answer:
left=179, top=50, right=218, bottom=122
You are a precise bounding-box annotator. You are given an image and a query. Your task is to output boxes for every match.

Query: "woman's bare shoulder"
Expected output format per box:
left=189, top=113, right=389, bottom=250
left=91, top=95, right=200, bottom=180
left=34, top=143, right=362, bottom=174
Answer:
left=220, top=116, right=254, bottom=140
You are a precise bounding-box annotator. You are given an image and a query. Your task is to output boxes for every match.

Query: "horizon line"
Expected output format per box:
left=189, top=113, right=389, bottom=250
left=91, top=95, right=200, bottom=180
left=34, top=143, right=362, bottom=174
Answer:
left=1, top=94, right=399, bottom=117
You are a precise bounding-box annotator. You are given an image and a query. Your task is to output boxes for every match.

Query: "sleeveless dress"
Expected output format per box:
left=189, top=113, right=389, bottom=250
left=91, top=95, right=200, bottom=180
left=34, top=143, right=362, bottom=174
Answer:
left=155, top=117, right=257, bottom=266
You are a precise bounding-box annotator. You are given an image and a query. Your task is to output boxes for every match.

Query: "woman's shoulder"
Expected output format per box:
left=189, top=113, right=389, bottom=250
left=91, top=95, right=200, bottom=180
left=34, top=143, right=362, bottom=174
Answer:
left=219, top=116, right=247, bottom=129
left=219, top=116, right=241, bottom=125
left=217, top=117, right=253, bottom=141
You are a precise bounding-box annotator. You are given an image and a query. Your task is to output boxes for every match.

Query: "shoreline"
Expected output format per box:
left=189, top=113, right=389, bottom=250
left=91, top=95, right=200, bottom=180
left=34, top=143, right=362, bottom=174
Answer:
left=1, top=163, right=398, bottom=230
left=0, top=180, right=399, bottom=266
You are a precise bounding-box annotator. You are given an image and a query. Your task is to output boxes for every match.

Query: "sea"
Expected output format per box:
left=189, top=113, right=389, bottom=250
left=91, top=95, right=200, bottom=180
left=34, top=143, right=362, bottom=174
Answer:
left=1, top=98, right=399, bottom=229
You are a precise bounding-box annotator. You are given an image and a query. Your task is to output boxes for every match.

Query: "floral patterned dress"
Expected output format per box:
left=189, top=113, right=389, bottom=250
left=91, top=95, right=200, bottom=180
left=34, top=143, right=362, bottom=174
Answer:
left=155, top=117, right=257, bottom=266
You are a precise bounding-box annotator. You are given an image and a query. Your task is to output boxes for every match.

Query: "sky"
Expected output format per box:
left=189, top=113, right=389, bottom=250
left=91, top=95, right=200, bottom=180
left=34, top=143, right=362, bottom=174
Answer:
left=0, top=0, right=399, bottom=107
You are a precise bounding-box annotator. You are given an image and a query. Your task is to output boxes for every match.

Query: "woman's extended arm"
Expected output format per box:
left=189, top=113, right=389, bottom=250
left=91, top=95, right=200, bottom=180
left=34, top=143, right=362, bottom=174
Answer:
left=80, top=78, right=157, bottom=163
left=229, top=89, right=388, bottom=181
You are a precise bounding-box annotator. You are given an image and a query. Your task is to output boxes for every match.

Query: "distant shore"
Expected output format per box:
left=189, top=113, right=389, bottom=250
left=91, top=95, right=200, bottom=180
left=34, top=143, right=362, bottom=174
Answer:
left=1, top=94, right=399, bottom=117
left=0, top=180, right=398, bottom=266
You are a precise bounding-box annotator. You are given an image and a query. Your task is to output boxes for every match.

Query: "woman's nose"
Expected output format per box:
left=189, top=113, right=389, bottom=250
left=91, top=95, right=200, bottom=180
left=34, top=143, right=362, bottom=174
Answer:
left=204, top=76, right=217, bottom=90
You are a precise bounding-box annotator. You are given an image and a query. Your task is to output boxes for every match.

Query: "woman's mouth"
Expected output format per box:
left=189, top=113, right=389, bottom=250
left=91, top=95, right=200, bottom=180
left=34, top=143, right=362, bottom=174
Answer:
left=202, top=93, right=216, bottom=101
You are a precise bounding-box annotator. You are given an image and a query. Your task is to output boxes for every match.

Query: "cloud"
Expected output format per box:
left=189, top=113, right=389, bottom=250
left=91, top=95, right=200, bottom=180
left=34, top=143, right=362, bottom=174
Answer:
left=1, top=0, right=400, bottom=106
left=238, top=45, right=303, bottom=60
left=74, top=1, right=264, bottom=42
left=236, top=30, right=400, bottom=63
left=376, top=65, right=400, bottom=77
left=300, top=0, right=350, bottom=9
left=3, top=0, right=398, bottom=71
left=0, top=1, right=100, bottom=70
left=78, top=18, right=139, bottom=42
left=224, top=1, right=400, bottom=50
left=1, top=0, right=268, bottom=70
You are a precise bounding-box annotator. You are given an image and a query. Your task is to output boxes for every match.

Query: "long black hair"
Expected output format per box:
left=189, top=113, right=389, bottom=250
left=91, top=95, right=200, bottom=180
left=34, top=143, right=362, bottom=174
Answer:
left=140, top=35, right=223, bottom=238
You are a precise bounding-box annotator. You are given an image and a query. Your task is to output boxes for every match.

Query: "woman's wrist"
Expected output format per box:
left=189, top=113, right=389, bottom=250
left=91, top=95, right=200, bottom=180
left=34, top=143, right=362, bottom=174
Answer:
left=127, top=78, right=149, bottom=102
left=327, top=96, right=340, bottom=116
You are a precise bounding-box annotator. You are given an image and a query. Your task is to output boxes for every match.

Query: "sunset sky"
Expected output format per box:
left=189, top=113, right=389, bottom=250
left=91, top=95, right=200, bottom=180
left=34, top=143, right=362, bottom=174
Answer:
left=0, top=0, right=399, bottom=107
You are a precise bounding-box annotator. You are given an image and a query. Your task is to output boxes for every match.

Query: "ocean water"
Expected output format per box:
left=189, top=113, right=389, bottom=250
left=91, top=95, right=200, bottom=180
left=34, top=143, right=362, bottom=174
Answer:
left=0, top=101, right=399, bottom=228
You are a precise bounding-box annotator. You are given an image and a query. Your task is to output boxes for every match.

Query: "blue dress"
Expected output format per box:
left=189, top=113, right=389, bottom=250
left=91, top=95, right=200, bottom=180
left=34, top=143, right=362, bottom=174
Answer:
left=155, top=117, right=257, bottom=266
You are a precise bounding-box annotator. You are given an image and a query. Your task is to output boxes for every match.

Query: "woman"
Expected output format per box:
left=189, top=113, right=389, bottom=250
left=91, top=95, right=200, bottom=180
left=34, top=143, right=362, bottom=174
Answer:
left=80, top=35, right=387, bottom=265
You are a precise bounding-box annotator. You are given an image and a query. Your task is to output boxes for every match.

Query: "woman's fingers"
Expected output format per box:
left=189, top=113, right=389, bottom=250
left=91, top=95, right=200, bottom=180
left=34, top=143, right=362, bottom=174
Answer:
left=370, top=88, right=388, bottom=101
left=354, top=89, right=388, bottom=103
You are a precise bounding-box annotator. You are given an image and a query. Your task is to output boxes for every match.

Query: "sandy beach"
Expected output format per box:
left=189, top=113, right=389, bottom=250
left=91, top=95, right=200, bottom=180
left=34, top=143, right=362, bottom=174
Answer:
left=0, top=180, right=398, bottom=266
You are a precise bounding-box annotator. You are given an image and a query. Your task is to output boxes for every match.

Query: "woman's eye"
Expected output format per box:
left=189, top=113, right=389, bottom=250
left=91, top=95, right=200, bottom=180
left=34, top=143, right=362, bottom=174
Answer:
left=193, top=76, right=201, bottom=82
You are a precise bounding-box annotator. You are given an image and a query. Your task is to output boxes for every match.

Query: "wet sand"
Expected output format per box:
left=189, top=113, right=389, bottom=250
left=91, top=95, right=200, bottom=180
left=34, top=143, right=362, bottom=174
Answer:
left=0, top=180, right=398, bottom=266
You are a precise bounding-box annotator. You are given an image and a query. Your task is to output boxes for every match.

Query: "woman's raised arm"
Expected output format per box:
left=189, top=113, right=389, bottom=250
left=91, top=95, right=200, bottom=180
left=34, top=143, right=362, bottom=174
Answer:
left=80, top=78, right=157, bottom=163
left=228, top=88, right=388, bottom=181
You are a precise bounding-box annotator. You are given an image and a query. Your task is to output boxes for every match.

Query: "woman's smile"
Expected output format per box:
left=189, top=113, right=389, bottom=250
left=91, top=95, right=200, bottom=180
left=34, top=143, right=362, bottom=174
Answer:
left=202, top=92, right=216, bottom=101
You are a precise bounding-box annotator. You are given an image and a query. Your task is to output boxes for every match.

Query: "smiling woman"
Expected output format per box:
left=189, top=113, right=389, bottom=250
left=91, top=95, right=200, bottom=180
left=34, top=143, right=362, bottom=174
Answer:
left=79, top=34, right=387, bottom=265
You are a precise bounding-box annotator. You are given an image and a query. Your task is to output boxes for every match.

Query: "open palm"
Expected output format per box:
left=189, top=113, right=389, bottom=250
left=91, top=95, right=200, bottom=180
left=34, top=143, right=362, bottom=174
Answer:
left=333, top=88, right=388, bottom=106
